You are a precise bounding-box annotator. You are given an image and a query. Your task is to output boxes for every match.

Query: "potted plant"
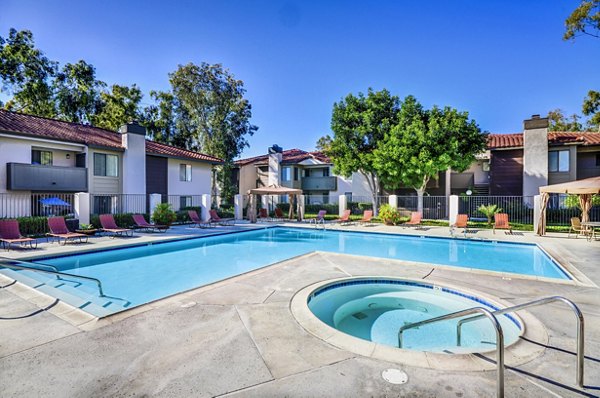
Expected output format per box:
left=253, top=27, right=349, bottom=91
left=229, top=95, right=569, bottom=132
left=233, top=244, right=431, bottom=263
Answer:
left=76, top=223, right=98, bottom=235
left=378, top=203, right=401, bottom=225
left=152, top=203, right=177, bottom=227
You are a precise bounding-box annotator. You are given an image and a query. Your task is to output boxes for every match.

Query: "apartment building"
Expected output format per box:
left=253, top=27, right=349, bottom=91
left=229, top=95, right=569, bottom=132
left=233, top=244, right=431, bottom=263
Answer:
left=0, top=109, right=222, bottom=216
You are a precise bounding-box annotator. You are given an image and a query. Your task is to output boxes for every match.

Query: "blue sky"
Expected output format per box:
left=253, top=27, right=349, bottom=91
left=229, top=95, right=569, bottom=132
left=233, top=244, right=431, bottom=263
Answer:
left=2, top=0, right=599, bottom=158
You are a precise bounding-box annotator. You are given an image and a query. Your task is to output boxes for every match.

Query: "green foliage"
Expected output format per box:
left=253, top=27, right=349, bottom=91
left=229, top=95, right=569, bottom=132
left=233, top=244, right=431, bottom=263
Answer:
left=79, top=223, right=95, bottom=230
left=14, top=216, right=49, bottom=236
left=53, top=60, right=105, bottom=124
left=564, top=194, right=600, bottom=208
left=378, top=203, right=401, bottom=225
left=152, top=203, right=176, bottom=226
left=548, top=108, right=583, bottom=131
left=321, top=88, right=400, bottom=204
left=564, top=0, right=600, bottom=41
left=373, top=95, right=486, bottom=212
left=91, top=213, right=137, bottom=228
left=582, top=90, right=600, bottom=131
left=0, top=28, right=57, bottom=116
left=92, top=84, right=143, bottom=131
left=477, top=204, right=501, bottom=225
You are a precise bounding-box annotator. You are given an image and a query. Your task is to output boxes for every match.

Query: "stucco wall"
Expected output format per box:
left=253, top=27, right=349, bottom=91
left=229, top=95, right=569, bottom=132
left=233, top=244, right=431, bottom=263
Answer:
left=167, top=158, right=212, bottom=196
left=238, top=164, right=258, bottom=195
left=523, top=126, right=548, bottom=197
left=121, top=133, right=146, bottom=195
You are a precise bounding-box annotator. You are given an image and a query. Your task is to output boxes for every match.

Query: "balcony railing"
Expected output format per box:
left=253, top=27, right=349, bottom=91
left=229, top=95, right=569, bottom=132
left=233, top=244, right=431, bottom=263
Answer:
left=6, top=163, right=87, bottom=192
left=301, top=176, right=337, bottom=191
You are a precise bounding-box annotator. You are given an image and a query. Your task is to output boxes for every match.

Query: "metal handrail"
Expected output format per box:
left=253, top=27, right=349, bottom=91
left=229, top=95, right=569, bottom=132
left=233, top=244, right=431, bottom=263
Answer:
left=457, top=296, right=584, bottom=388
left=398, top=307, right=505, bottom=397
left=0, top=258, right=131, bottom=307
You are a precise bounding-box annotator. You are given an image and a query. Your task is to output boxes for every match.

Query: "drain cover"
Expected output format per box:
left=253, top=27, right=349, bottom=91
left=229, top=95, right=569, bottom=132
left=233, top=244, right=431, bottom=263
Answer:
left=382, top=368, right=408, bottom=384
left=352, top=311, right=368, bottom=320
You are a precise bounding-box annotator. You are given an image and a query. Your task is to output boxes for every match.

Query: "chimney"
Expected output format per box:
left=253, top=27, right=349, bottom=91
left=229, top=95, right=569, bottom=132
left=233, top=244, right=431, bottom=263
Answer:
left=268, top=145, right=283, bottom=187
left=120, top=121, right=147, bottom=198
left=522, top=114, right=549, bottom=197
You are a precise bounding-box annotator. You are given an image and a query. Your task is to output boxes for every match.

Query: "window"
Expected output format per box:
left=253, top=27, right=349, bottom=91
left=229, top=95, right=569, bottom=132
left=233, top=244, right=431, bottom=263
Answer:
left=293, top=167, right=299, bottom=181
left=323, top=167, right=330, bottom=177
left=180, top=196, right=192, bottom=209
left=93, top=153, right=118, bottom=176
left=32, top=150, right=53, bottom=165
left=548, top=150, right=570, bottom=172
left=304, top=169, right=311, bottom=178
left=281, top=167, right=291, bottom=181
left=180, top=164, right=192, bottom=181
left=482, top=160, right=490, bottom=172
left=596, top=153, right=600, bottom=167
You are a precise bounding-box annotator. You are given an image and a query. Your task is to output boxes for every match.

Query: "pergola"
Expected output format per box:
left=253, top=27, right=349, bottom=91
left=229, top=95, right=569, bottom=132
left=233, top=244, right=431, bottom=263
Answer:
left=247, top=185, right=303, bottom=223
left=537, top=176, right=600, bottom=235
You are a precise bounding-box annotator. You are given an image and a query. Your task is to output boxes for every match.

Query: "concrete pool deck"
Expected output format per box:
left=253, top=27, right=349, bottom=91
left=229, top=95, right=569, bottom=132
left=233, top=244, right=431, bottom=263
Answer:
left=1, top=222, right=599, bottom=397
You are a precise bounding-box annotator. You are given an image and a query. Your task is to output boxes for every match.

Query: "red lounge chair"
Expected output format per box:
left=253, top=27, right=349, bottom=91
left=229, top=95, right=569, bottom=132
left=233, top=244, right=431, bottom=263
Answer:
left=0, top=220, right=37, bottom=251
left=309, top=210, right=327, bottom=226
left=99, top=214, right=134, bottom=237
left=47, top=217, right=88, bottom=245
left=404, top=212, right=422, bottom=227
left=132, top=214, right=168, bottom=233
left=188, top=210, right=212, bottom=228
left=451, top=214, right=469, bottom=237
left=493, top=213, right=512, bottom=234
left=359, top=210, right=373, bottom=225
left=273, top=208, right=285, bottom=221
left=209, top=209, right=235, bottom=226
left=258, top=208, right=270, bottom=222
left=334, top=209, right=352, bottom=226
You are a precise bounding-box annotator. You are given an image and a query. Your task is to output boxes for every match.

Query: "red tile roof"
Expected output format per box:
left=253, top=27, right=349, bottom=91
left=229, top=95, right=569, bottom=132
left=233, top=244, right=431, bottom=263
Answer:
left=0, top=109, right=222, bottom=163
left=236, top=149, right=331, bottom=166
left=487, top=132, right=600, bottom=149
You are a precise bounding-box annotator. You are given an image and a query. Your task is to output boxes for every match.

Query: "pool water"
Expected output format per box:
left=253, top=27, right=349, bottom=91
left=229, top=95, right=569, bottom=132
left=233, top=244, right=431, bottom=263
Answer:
left=1, top=227, right=568, bottom=317
left=308, top=279, right=522, bottom=352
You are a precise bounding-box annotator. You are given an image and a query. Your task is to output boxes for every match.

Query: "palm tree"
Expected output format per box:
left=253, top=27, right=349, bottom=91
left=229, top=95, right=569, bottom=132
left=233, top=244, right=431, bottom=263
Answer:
left=478, top=204, right=501, bottom=226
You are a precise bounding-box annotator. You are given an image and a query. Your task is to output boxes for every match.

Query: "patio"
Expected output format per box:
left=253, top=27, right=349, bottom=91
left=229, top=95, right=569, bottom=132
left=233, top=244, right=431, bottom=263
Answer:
left=0, top=223, right=599, bottom=397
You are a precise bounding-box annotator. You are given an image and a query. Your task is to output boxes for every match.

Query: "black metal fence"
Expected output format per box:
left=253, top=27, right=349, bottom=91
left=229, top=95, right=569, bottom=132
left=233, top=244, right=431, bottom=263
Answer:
left=0, top=193, right=75, bottom=218
left=458, top=195, right=535, bottom=224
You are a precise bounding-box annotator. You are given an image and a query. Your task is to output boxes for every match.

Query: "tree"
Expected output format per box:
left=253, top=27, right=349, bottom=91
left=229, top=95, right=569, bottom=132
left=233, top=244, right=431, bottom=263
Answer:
left=373, top=95, right=487, bottom=214
left=54, top=60, right=105, bottom=124
left=143, top=63, right=257, bottom=202
left=0, top=28, right=57, bottom=117
left=93, top=84, right=143, bottom=131
left=564, top=0, right=600, bottom=40
left=582, top=90, right=600, bottom=131
left=548, top=108, right=583, bottom=131
left=321, top=89, right=399, bottom=214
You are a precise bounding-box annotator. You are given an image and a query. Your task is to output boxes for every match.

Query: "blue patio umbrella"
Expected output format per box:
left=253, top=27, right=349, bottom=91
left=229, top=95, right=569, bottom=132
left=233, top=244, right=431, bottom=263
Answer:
left=39, top=197, right=72, bottom=207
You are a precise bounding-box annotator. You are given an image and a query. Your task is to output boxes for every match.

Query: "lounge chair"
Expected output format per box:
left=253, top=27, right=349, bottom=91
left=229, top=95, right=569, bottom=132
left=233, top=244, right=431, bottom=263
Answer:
left=359, top=210, right=373, bottom=226
left=209, top=209, right=235, bottom=226
left=188, top=210, right=212, bottom=228
left=99, top=214, right=134, bottom=237
left=47, top=217, right=89, bottom=245
left=403, top=212, right=422, bottom=228
left=258, top=208, right=270, bottom=222
left=273, top=208, right=285, bottom=222
left=493, top=213, right=512, bottom=234
left=333, top=210, right=352, bottom=226
left=0, top=220, right=37, bottom=251
left=131, top=214, right=168, bottom=233
left=308, top=210, right=327, bottom=226
left=568, top=217, right=588, bottom=239
left=450, top=214, right=469, bottom=237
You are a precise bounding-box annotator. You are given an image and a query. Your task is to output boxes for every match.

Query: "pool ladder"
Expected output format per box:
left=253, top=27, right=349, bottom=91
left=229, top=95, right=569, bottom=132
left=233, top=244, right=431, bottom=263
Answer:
left=0, top=257, right=131, bottom=307
left=397, top=296, right=585, bottom=397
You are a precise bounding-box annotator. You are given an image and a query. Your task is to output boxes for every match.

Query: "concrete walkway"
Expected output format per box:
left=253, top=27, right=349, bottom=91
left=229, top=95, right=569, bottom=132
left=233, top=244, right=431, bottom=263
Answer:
left=1, top=222, right=599, bottom=397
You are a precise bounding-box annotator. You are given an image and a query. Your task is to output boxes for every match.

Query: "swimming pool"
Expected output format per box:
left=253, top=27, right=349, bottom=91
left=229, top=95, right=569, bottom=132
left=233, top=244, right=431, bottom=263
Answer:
left=0, top=227, right=569, bottom=316
left=307, top=278, right=522, bottom=352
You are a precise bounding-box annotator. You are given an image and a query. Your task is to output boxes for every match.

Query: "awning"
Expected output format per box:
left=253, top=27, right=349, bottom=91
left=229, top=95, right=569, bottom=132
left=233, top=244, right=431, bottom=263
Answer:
left=539, top=176, right=600, bottom=194
left=248, top=185, right=303, bottom=195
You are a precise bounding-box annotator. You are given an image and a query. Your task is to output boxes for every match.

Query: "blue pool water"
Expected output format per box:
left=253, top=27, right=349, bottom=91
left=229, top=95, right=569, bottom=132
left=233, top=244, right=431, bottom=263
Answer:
left=2, top=227, right=568, bottom=316
left=308, top=278, right=522, bottom=352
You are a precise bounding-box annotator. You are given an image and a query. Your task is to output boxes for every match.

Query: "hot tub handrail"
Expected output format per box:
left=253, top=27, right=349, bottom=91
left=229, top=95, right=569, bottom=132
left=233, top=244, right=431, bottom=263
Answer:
left=398, top=307, right=505, bottom=397
left=456, top=296, right=584, bottom=388
left=0, top=258, right=131, bottom=307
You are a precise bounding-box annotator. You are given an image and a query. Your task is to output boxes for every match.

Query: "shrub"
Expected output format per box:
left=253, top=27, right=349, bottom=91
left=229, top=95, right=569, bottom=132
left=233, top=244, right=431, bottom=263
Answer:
left=152, top=203, right=177, bottom=226
left=11, top=216, right=48, bottom=236
left=478, top=204, right=501, bottom=226
left=91, top=213, right=138, bottom=228
left=378, top=203, right=401, bottom=225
